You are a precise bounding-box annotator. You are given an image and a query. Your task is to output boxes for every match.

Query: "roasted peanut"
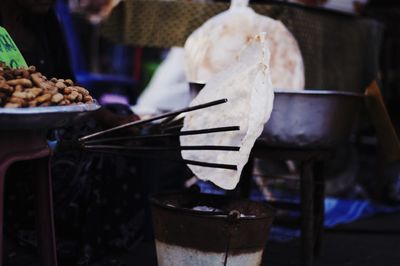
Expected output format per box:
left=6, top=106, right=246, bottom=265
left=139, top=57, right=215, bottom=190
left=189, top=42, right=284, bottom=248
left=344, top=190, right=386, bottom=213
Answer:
left=83, top=95, right=93, bottom=103
left=13, top=90, right=37, bottom=100
left=40, top=102, right=51, bottom=107
left=25, top=88, right=42, bottom=97
left=0, top=82, right=13, bottom=94
left=31, top=73, right=54, bottom=90
left=14, top=84, right=23, bottom=92
left=13, top=69, right=23, bottom=76
left=51, top=93, right=64, bottom=104
left=28, top=101, right=38, bottom=107
left=64, top=79, right=74, bottom=86
left=31, top=73, right=43, bottom=86
left=55, top=81, right=66, bottom=90
left=67, top=90, right=80, bottom=101
left=12, top=91, right=28, bottom=99
left=21, top=70, right=30, bottom=79
left=59, top=99, right=71, bottom=105
left=9, top=97, right=27, bottom=106
left=75, top=86, right=89, bottom=96
left=7, top=78, right=33, bottom=87
left=28, top=65, right=36, bottom=73
left=63, top=87, right=74, bottom=94
left=5, top=103, right=21, bottom=108
left=47, top=87, right=59, bottom=95
left=35, top=93, right=52, bottom=103
left=3, top=72, right=14, bottom=80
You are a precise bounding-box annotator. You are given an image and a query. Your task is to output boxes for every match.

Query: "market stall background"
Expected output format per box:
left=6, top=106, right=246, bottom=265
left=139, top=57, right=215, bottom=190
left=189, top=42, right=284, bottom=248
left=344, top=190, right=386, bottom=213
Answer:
left=101, top=0, right=382, bottom=93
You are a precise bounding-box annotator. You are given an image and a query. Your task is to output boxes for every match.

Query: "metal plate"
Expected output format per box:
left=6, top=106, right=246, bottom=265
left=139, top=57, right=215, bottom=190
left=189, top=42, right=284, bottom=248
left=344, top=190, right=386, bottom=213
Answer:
left=0, top=102, right=101, bottom=130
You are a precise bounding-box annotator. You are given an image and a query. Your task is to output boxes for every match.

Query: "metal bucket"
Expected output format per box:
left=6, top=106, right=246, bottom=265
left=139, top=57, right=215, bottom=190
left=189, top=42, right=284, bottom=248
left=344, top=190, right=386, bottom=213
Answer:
left=150, top=190, right=275, bottom=266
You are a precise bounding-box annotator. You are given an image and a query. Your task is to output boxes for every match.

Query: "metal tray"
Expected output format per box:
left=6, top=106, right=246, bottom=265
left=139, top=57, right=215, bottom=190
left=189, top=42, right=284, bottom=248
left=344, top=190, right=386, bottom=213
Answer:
left=0, top=102, right=101, bottom=130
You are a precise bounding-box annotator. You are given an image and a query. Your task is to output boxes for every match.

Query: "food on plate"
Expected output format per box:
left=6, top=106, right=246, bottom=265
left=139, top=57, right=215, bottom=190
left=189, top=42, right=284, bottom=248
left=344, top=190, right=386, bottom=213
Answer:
left=180, top=33, right=274, bottom=190
left=0, top=61, right=93, bottom=108
left=184, top=0, right=304, bottom=90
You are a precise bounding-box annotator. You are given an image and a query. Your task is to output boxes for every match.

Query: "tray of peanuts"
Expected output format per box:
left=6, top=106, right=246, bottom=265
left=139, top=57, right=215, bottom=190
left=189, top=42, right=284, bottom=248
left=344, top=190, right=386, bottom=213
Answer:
left=0, top=62, right=100, bottom=130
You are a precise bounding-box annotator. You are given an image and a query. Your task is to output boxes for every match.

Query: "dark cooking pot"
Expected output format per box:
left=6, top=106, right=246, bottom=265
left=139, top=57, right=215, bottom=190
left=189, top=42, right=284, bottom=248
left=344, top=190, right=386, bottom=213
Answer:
left=189, top=83, right=363, bottom=149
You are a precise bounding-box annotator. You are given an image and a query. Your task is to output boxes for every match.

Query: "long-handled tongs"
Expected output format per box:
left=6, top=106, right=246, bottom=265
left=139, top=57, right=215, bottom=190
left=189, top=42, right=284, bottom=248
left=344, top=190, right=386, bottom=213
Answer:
left=75, top=99, right=240, bottom=170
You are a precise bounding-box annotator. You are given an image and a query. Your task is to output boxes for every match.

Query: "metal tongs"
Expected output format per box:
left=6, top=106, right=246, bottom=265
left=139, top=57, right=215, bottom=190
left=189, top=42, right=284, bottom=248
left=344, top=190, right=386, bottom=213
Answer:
left=75, top=99, right=240, bottom=170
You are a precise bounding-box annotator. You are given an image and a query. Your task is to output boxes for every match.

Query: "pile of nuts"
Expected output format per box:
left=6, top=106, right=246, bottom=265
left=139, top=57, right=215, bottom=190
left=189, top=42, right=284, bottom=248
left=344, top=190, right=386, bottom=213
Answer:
left=0, top=62, right=94, bottom=108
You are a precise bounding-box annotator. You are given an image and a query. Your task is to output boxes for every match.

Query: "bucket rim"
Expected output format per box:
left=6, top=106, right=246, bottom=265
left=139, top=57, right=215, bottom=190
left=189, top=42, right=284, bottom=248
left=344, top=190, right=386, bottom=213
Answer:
left=150, top=191, right=275, bottom=221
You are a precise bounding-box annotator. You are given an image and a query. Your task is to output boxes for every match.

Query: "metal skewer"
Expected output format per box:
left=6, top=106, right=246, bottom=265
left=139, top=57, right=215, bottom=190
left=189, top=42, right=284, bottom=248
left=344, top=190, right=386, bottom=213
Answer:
left=79, top=99, right=228, bottom=142
left=159, top=115, right=184, bottom=129
left=83, top=145, right=240, bottom=152
left=77, top=98, right=240, bottom=171
left=161, top=124, right=184, bottom=132
left=84, top=126, right=240, bottom=145
left=182, top=159, right=237, bottom=170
